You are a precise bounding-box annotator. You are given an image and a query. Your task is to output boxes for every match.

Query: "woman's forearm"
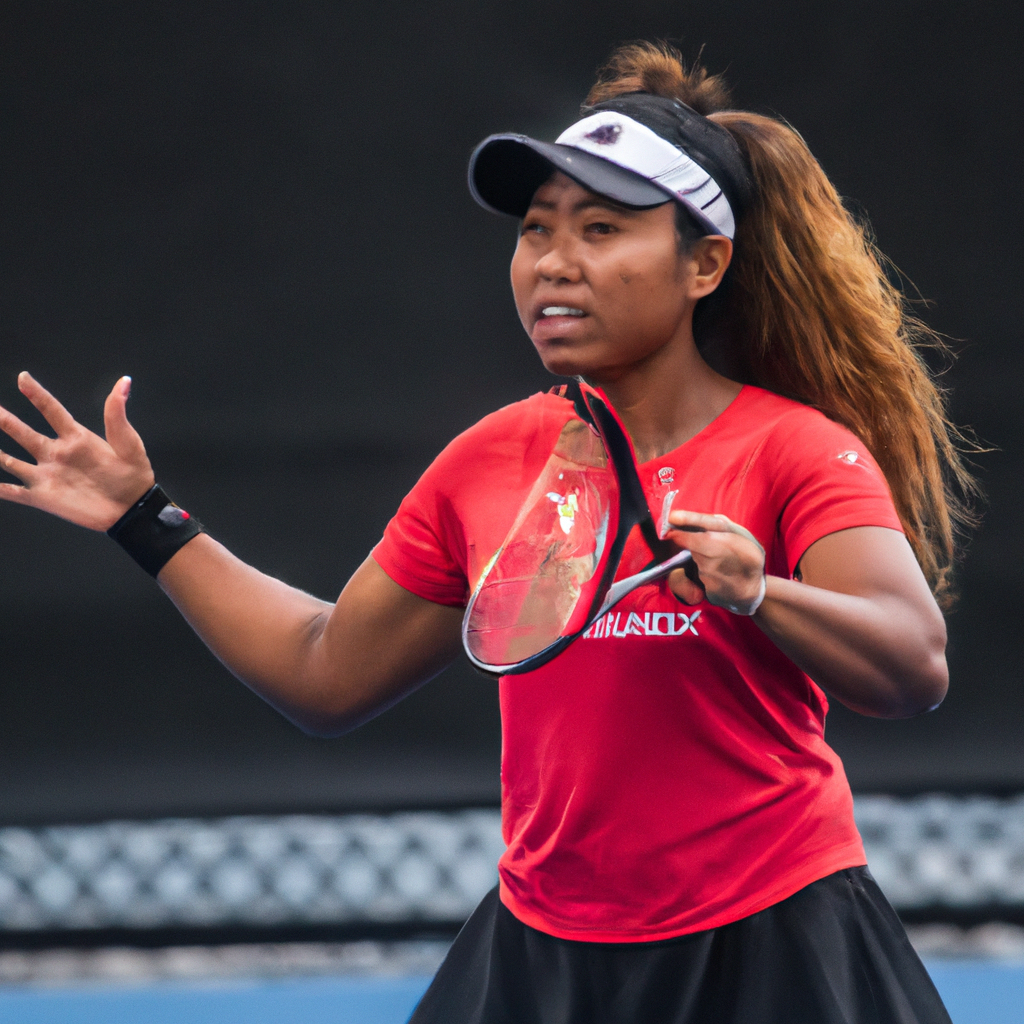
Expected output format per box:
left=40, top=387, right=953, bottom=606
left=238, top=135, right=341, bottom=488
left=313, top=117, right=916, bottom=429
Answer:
left=667, top=516, right=948, bottom=718
left=157, top=535, right=333, bottom=718
left=157, top=537, right=464, bottom=735
left=0, top=374, right=464, bottom=734
left=753, top=573, right=948, bottom=718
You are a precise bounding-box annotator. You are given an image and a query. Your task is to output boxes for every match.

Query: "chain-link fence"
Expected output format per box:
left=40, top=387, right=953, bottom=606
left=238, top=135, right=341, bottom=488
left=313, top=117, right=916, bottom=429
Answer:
left=0, top=811, right=504, bottom=931
left=1, top=796, right=1023, bottom=933
left=856, top=794, right=1024, bottom=908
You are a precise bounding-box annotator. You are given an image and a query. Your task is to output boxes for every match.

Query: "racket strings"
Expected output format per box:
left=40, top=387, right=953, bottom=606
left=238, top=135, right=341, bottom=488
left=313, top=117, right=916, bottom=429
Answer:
left=462, top=382, right=691, bottom=675
left=463, top=416, right=619, bottom=667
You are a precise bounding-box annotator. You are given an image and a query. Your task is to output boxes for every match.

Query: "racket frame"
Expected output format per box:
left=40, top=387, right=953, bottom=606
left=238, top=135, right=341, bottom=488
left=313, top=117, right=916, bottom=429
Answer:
left=462, top=379, right=690, bottom=676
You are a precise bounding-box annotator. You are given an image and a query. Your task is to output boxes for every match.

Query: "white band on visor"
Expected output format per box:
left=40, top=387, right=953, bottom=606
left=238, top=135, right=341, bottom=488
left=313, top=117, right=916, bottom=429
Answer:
left=556, top=112, right=736, bottom=238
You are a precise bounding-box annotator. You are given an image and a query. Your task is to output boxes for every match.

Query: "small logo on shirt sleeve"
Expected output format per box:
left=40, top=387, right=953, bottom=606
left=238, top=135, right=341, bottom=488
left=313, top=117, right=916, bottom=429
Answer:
left=837, top=450, right=859, bottom=465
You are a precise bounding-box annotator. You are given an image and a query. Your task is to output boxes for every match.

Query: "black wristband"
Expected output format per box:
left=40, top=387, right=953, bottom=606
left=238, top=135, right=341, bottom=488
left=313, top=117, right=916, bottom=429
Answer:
left=107, top=484, right=204, bottom=577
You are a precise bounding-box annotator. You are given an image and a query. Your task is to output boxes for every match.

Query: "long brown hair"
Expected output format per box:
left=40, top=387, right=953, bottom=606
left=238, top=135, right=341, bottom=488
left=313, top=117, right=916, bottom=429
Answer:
left=587, top=42, right=979, bottom=608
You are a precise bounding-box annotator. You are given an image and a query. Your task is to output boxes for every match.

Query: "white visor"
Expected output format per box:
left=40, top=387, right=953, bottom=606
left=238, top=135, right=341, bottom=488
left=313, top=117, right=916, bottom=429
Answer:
left=556, top=111, right=736, bottom=238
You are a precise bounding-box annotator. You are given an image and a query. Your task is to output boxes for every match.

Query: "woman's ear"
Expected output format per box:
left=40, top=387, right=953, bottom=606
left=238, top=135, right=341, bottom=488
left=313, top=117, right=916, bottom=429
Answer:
left=689, top=236, right=733, bottom=299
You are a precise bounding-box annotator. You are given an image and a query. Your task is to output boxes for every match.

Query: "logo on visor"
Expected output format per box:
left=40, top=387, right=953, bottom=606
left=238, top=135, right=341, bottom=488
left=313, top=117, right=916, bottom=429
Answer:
left=584, top=122, right=622, bottom=145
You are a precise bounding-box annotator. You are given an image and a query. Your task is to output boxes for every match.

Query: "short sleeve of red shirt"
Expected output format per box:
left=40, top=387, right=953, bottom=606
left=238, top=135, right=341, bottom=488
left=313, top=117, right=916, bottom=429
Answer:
left=758, top=403, right=904, bottom=575
left=371, top=452, right=468, bottom=608
left=372, top=393, right=575, bottom=606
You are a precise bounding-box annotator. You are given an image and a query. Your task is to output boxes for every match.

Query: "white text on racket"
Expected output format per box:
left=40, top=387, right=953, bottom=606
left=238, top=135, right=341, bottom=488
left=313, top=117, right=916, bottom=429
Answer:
left=583, top=610, right=701, bottom=639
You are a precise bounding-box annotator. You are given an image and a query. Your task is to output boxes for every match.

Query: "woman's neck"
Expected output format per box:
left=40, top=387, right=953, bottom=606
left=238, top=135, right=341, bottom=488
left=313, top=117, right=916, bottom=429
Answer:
left=594, top=344, right=742, bottom=464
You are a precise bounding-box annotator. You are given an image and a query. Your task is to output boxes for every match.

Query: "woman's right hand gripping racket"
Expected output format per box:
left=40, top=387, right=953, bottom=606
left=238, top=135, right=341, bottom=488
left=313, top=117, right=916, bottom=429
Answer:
left=462, top=380, right=691, bottom=676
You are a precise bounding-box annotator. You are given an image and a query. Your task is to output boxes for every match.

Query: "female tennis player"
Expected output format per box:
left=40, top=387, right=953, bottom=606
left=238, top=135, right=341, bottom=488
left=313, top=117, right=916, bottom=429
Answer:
left=0, top=42, right=972, bottom=1022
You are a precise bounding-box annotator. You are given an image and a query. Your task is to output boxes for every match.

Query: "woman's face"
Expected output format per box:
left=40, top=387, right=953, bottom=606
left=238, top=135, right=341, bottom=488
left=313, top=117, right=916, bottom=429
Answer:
left=510, top=172, right=704, bottom=383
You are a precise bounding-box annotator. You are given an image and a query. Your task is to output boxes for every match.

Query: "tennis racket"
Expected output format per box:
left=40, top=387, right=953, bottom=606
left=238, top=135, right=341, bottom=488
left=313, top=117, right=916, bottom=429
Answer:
left=462, top=379, right=691, bottom=675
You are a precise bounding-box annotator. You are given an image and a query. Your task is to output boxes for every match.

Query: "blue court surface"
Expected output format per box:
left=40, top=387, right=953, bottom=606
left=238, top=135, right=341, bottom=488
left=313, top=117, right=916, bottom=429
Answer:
left=925, top=962, right=1024, bottom=1024
left=0, top=974, right=433, bottom=1024
left=0, top=963, right=1017, bottom=1023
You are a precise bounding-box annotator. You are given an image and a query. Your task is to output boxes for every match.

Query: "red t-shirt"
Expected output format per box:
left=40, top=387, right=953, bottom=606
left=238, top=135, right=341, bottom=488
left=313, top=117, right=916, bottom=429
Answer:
left=372, top=385, right=903, bottom=942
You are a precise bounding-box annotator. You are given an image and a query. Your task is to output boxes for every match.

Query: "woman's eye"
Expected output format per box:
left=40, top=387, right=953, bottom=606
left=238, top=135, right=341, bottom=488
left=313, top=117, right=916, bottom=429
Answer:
left=520, top=220, right=546, bottom=236
left=587, top=222, right=615, bottom=235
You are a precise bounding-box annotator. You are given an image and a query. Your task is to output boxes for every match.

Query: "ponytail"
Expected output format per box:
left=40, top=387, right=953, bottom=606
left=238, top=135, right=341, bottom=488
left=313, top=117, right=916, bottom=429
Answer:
left=587, top=42, right=979, bottom=607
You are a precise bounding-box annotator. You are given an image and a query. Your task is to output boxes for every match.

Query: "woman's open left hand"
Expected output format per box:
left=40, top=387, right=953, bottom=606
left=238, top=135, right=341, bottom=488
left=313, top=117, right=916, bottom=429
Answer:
left=665, top=510, right=766, bottom=615
left=0, top=372, right=155, bottom=531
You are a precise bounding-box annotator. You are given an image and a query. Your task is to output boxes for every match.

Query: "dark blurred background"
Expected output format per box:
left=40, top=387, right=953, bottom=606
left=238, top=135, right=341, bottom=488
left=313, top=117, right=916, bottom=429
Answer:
left=0, top=0, right=1020, bottom=826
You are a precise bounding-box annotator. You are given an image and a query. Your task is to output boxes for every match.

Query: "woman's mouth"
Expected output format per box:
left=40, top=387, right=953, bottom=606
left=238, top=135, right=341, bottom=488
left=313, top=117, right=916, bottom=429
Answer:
left=530, top=305, right=591, bottom=348
left=540, top=306, right=586, bottom=318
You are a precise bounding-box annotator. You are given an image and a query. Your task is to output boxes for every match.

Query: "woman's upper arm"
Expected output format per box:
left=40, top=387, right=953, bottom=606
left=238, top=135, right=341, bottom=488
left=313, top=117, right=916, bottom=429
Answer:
left=308, top=556, right=466, bottom=735
left=797, top=526, right=939, bottom=613
left=794, top=525, right=948, bottom=714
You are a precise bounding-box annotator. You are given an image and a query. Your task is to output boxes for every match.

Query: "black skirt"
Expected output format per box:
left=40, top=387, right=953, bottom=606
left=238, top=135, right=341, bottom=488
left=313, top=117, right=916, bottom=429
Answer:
left=409, top=867, right=951, bottom=1024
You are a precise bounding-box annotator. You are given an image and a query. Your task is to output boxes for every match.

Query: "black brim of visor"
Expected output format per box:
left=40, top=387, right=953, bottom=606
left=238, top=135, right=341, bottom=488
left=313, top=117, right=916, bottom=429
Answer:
left=470, top=134, right=678, bottom=219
